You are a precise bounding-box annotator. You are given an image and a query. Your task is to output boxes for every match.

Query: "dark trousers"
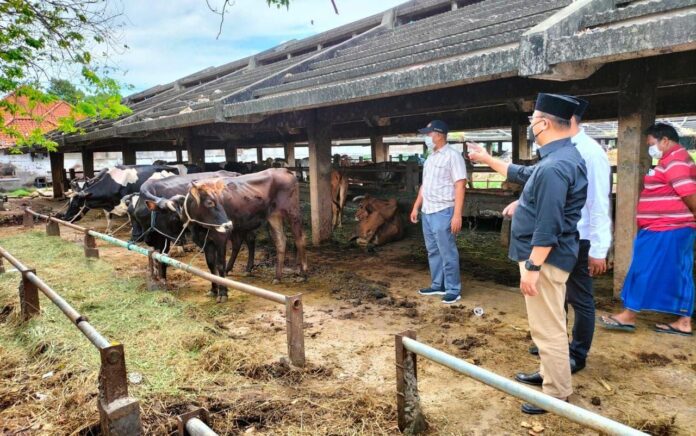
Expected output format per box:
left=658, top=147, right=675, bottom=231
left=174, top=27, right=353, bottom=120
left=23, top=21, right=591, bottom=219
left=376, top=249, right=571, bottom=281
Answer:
left=566, top=239, right=594, bottom=365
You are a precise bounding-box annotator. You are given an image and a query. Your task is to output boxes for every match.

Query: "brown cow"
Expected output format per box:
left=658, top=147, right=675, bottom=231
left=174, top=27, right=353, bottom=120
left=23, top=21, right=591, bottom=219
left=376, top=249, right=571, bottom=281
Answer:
left=331, top=169, right=349, bottom=229
left=351, top=194, right=404, bottom=246
left=170, top=169, right=308, bottom=302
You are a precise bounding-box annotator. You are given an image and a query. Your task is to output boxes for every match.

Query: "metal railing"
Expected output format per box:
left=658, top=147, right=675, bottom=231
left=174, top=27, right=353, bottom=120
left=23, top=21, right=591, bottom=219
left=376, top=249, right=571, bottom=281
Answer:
left=395, top=331, right=648, bottom=436
left=0, top=245, right=142, bottom=435
left=177, top=408, right=218, bottom=436
left=24, top=207, right=306, bottom=367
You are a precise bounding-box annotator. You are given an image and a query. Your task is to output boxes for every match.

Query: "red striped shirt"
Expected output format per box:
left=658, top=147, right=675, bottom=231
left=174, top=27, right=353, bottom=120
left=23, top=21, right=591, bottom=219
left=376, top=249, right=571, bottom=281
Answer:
left=637, top=144, right=696, bottom=231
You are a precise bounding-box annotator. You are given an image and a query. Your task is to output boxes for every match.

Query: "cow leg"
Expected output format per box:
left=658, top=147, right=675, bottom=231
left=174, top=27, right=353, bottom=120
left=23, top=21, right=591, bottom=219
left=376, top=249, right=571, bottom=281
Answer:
left=286, top=211, right=308, bottom=279
left=225, top=232, right=243, bottom=274
left=203, top=242, right=219, bottom=298
left=267, top=213, right=287, bottom=284
left=331, top=202, right=338, bottom=229
left=338, top=183, right=347, bottom=228
left=214, top=240, right=228, bottom=303
left=244, top=231, right=256, bottom=275
left=104, top=210, right=112, bottom=233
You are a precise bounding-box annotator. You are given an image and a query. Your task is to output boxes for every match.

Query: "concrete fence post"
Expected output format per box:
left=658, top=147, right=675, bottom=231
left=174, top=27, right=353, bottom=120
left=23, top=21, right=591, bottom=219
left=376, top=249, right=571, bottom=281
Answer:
left=395, top=330, right=427, bottom=434
left=98, top=344, right=142, bottom=435
left=19, top=268, right=40, bottom=321
left=46, top=220, right=60, bottom=237
left=23, top=208, right=34, bottom=228
left=84, top=230, right=100, bottom=258
left=285, top=294, right=306, bottom=367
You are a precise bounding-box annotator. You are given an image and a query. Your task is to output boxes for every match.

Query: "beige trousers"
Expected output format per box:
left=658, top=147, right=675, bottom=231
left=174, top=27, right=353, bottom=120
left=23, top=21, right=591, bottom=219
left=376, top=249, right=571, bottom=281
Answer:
left=518, top=262, right=572, bottom=399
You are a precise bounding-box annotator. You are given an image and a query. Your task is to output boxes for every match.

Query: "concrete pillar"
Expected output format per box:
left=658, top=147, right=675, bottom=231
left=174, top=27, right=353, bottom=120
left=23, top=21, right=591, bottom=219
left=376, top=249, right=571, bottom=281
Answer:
left=511, top=116, right=530, bottom=164
left=307, top=115, right=333, bottom=245
left=122, top=146, right=136, bottom=165
left=186, top=140, right=205, bottom=168
left=176, top=148, right=183, bottom=163
left=614, top=60, right=656, bottom=297
left=370, top=133, right=389, bottom=163
left=49, top=152, right=65, bottom=199
left=82, top=150, right=94, bottom=178
left=284, top=142, right=296, bottom=167
left=224, top=144, right=237, bottom=163
left=256, top=147, right=264, bottom=165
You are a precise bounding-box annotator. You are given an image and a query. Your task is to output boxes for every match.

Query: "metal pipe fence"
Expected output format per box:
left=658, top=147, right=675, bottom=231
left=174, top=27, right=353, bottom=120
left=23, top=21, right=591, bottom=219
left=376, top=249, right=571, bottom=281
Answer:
left=0, top=245, right=142, bottom=435
left=395, top=331, right=647, bottom=436
left=24, top=207, right=306, bottom=367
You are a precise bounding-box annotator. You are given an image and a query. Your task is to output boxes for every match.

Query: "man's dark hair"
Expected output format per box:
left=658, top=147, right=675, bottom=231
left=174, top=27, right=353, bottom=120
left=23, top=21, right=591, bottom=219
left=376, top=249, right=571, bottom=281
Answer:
left=573, top=114, right=582, bottom=123
left=646, top=123, right=679, bottom=143
left=539, top=112, right=571, bottom=129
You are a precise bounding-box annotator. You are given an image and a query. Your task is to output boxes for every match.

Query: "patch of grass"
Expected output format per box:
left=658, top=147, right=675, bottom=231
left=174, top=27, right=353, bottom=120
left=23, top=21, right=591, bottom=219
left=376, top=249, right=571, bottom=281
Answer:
left=0, top=231, right=232, bottom=432
left=6, top=188, right=34, bottom=198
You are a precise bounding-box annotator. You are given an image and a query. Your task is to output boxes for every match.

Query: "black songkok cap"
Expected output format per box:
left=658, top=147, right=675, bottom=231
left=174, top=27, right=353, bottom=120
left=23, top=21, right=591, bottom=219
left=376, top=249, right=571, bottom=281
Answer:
left=534, top=93, right=579, bottom=120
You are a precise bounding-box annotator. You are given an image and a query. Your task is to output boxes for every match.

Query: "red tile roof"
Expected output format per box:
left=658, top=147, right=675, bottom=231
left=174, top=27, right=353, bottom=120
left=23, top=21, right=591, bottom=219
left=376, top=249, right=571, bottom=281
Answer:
left=0, top=93, right=73, bottom=149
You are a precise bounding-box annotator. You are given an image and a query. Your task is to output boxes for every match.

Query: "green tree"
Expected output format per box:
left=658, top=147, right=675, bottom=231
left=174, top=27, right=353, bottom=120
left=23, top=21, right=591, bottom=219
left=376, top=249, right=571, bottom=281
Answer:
left=47, top=78, right=85, bottom=105
left=0, top=0, right=131, bottom=152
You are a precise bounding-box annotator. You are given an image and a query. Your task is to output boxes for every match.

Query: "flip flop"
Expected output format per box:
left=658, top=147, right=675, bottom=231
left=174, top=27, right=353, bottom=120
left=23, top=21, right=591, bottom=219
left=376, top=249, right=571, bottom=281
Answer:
left=653, top=324, right=693, bottom=337
left=598, top=315, right=636, bottom=332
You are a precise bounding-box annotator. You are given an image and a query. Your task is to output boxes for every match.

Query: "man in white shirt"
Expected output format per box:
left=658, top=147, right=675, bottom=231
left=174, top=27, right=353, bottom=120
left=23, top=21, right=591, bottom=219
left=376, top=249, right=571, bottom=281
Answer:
left=504, top=98, right=612, bottom=380
left=410, top=120, right=468, bottom=304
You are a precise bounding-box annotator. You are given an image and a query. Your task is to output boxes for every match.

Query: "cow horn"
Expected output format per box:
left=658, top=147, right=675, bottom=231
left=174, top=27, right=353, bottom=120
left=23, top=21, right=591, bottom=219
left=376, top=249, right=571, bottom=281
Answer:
left=165, top=200, right=177, bottom=212
left=352, top=195, right=365, bottom=203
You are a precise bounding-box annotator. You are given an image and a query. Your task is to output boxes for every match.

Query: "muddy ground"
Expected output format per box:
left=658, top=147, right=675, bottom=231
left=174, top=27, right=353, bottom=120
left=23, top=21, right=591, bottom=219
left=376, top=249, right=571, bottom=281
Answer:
left=0, top=191, right=695, bottom=435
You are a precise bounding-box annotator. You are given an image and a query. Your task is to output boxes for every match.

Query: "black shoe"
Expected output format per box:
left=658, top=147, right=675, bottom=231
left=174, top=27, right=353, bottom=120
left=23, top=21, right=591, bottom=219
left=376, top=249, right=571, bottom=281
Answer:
left=418, top=288, right=445, bottom=296
left=528, top=345, right=539, bottom=356
left=442, top=294, right=461, bottom=304
left=515, top=371, right=543, bottom=386
left=570, top=358, right=585, bottom=374
left=521, top=402, right=548, bottom=415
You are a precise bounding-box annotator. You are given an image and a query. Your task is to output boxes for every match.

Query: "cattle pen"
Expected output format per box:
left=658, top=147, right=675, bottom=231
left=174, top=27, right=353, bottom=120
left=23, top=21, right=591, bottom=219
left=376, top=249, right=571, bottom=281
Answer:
left=22, top=207, right=306, bottom=368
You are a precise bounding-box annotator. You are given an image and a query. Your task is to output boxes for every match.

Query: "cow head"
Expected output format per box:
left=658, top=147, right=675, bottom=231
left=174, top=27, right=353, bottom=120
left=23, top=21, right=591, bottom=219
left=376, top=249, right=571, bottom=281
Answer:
left=162, top=179, right=232, bottom=233
left=352, top=195, right=372, bottom=221
left=351, top=196, right=399, bottom=246
left=57, top=190, right=92, bottom=221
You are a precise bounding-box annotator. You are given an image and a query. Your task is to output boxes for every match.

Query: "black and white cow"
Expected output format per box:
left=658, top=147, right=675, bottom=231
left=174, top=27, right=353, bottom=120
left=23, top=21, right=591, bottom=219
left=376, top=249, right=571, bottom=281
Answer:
left=58, top=165, right=179, bottom=228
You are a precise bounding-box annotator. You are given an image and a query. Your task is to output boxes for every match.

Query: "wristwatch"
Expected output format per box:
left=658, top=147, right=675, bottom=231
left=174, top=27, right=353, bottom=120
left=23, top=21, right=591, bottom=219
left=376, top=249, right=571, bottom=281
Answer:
left=524, top=259, right=542, bottom=272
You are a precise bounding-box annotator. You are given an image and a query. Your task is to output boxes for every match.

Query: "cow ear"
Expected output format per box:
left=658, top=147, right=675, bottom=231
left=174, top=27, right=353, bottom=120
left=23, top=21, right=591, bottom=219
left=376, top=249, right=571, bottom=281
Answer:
left=190, top=186, right=200, bottom=205
left=145, top=200, right=157, bottom=211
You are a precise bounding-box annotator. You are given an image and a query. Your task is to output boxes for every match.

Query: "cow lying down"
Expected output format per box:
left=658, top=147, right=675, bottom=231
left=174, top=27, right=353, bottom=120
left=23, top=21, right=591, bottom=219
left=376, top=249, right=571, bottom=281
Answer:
left=350, top=194, right=404, bottom=247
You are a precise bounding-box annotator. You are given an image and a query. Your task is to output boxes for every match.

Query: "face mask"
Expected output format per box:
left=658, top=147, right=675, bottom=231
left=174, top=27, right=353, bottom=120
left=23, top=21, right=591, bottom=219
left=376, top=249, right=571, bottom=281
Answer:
left=424, top=136, right=435, bottom=150
left=529, top=120, right=545, bottom=144
left=648, top=144, right=662, bottom=159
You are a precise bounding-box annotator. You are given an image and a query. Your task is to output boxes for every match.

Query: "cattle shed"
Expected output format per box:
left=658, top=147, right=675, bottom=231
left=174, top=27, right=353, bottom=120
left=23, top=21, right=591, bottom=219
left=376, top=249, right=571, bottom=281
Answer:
left=51, top=0, right=696, bottom=295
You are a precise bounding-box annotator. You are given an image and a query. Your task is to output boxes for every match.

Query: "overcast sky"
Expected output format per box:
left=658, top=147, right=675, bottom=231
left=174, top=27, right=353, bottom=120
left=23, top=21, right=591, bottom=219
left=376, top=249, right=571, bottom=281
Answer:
left=109, top=0, right=405, bottom=95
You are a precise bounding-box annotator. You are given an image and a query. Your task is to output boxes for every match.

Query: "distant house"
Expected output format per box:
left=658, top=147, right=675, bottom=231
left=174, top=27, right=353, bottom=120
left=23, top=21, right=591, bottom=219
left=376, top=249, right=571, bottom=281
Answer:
left=0, top=93, right=72, bottom=190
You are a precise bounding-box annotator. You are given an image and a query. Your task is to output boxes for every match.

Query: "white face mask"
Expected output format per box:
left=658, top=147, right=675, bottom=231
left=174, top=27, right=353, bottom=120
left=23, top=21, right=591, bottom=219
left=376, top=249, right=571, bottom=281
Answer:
left=424, top=136, right=435, bottom=150
left=648, top=144, right=662, bottom=159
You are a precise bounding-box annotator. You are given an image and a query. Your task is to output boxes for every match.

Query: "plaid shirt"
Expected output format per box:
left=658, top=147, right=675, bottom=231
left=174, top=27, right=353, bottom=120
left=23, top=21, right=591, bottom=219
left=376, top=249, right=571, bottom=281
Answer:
left=421, top=144, right=468, bottom=214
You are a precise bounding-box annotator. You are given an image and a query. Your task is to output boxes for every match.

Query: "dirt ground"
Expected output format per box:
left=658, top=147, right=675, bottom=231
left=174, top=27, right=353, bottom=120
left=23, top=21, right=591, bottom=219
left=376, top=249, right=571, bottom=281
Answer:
left=1, top=192, right=695, bottom=435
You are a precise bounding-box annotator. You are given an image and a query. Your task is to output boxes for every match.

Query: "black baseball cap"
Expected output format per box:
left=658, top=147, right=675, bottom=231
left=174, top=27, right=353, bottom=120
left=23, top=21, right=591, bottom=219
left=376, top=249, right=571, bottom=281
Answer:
left=418, top=120, right=449, bottom=134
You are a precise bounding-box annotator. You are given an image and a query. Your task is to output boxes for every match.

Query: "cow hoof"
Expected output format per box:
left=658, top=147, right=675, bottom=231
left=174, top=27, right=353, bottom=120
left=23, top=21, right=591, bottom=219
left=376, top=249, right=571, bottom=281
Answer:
left=295, top=276, right=307, bottom=283
left=242, top=271, right=252, bottom=277
left=216, top=295, right=228, bottom=303
left=272, top=279, right=280, bottom=285
left=208, top=290, right=218, bottom=297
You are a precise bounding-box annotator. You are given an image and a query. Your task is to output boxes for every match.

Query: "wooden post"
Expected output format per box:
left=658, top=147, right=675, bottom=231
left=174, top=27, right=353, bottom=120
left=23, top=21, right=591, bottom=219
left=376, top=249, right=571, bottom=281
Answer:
left=23, top=208, right=34, bottom=228
left=82, top=150, right=95, bottom=178
left=185, top=135, right=205, bottom=168
left=224, top=144, right=237, bottom=163
left=84, top=230, right=100, bottom=258
left=614, top=60, right=656, bottom=297
left=284, top=142, right=296, bottom=167
left=405, top=161, right=419, bottom=193
left=395, top=331, right=427, bottom=434
left=500, top=217, right=511, bottom=247
left=122, top=146, right=136, bottom=165
left=49, top=152, right=65, bottom=199
left=307, top=113, right=333, bottom=245
left=46, top=220, right=60, bottom=236
left=0, top=257, right=5, bottom=274
left=256, top=147, right=264, bottom=165
left=285, top=295, right=306, bottom=367
left=176, top=148, right=183, bottom=163
left=371, top=133, right=389, bottom=163
left=98, top=344, right=142, bottom=435
left=511, top=115, right=530, bottom=164
left=147, top=249, right=166, bottom=291
left=19, top=268, right=40, bottom=320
